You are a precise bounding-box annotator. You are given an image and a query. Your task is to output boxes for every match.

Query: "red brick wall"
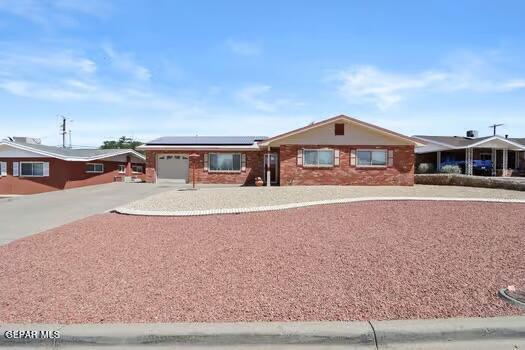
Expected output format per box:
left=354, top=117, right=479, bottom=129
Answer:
left=144, top=150, right=265, bottom=185
left=279, top=145, right=414, bottom=186
left=0, top=158, right=144, bottom=195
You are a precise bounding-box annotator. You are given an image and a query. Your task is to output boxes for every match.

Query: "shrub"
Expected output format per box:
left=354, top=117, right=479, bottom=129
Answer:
left=416, top=163, right=435, bottom=174
left=440, top=165, right=462, bottom=174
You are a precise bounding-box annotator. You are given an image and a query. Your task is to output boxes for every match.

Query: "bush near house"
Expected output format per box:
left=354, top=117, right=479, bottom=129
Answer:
left=416, top=163, right=435, bottom=174
left=415, top=174, right=525, bottom=191
left=440, top=164, right=462, bottom=174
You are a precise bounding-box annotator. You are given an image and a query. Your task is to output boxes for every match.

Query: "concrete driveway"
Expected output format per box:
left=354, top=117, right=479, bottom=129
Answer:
left=0, top=182, right=179, bottom=245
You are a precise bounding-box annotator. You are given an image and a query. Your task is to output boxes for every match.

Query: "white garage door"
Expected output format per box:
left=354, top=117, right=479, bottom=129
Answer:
left=157, top=154, right=189, bottom=183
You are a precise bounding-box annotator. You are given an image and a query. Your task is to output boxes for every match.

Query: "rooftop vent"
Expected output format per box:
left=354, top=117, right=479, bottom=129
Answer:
left=466, top=130, right=478, bottom=138
left=12, top=137, right=42, bottom=144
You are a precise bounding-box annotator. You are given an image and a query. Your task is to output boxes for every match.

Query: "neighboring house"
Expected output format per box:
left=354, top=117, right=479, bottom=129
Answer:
left=413, top=133, right=525, bottom=176
left=137, top=115, right=422, bottom=186
left=0, top=137, right=146, bottom=195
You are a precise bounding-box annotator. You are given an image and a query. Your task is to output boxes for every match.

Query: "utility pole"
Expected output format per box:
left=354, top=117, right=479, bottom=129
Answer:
left=489, top=123, right=504, bottom=136
left=60, top=116, right=67, bottom=148
left=68, top=129, right=72, bottom=148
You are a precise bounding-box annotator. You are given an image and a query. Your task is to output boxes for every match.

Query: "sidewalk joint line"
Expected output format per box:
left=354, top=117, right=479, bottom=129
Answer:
left=368, top=320, right=379, bottom=350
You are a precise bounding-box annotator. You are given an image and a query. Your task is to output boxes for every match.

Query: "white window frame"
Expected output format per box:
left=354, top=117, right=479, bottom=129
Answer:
left=356, top=149, right=388, bottom=167
left=19, top=161, right=46, bottom=177
left=86, top=163, right=104, bottom=173
left=302, top=149, right=334, bottom=168
left=117, top=164, right=126, bottom=174
left=208, top=153, right=242, bottom=173
left=0, top=161, right=7, bottom=176
left=132, top=165, right=144, bottom=173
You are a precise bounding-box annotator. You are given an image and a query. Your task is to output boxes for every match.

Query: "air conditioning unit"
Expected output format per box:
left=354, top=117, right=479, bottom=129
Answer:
left=466, top=130, right=478, bottom=138
left=12, top=137, right=42, bottom=144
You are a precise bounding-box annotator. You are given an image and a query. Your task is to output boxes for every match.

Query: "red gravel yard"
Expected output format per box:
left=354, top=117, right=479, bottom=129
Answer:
left=1, top=201, right=524, bottom=323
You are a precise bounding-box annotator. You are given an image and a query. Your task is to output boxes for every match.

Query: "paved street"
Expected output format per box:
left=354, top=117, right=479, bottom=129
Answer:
left=0, top=182, right=178, bottom=245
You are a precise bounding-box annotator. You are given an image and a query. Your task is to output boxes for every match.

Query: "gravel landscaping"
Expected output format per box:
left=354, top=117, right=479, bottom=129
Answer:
left=120, top=185, right=525, bottom=213
left=0, top=201, right=524, bottom=323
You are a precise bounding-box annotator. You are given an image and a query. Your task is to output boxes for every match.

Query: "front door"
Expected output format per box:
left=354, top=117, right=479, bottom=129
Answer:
left=264, top=153, right=279, bottom=184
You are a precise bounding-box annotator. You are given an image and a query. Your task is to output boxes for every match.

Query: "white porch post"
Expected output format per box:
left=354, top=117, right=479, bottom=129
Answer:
left=436, top=151, right=441, bottom=172
left=502, top=148, right=508, bottom=177
left=491, top=148, right=497, bottom=176
left=265, top=152, right=271, bottom=187
left=465, top=148, right=473, bottom=176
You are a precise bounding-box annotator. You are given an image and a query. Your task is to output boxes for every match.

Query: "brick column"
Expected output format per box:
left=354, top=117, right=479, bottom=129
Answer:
left=125, top=155, right=132, bottom=176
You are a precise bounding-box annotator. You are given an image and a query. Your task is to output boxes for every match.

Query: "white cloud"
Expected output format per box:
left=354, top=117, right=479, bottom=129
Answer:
left=103, top=44, right=151, bottom=81
left=0, top=50, right=96, bottom=76
left=234, top=84, right=304, bottom=113
left=235, top=84, right=275, bottom=112
left=225, top=39, right=262, bottom=56
left=337, top=66, right=448, bottom=109
left=0, top=0, right=111, bottom=25
left=335, top=52, right=525, bottom=110
left=0, top=46, right=154, bottom=104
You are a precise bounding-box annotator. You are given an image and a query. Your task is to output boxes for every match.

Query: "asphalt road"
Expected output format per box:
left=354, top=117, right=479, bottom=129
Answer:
left=0, top=182, right=177, bottom=245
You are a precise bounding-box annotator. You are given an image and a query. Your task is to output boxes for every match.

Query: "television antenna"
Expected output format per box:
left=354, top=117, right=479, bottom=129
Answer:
left=489, top=123, right=504, bottom=136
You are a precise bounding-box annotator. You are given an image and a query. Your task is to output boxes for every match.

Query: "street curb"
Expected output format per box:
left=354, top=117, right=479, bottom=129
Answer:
left=1, top=321, right=374, bottom=348
left=499, top=288, right=525, bottom=309
left=112, top=196, right=525, bottom=217
left=1, top=317, right=524, bottom=348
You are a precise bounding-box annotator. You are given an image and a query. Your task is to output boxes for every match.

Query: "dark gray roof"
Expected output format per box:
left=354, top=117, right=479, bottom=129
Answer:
left=414, top=135, right=491, bottom=147
left=414, top=135, right=525, bottom=147
left=510, top=138, right=525, bottom=145
left=7, top=141, right=143, bottom=160
left=146, top=136, right=268, bottom=146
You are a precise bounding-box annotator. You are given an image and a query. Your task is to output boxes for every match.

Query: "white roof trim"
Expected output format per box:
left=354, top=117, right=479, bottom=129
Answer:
left=467, top=135, right=525, bottom=149
left=413, top=135, right=525, bottom=151
left=0, top=141, right=146, bottom=161
left=136, top=144, right=261, bottom=151
left=259, top=115, right=424, bottom=146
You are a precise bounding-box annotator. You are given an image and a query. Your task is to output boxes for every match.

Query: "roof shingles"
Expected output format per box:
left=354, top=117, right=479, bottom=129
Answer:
left=2, top=141, right=144, bottom=160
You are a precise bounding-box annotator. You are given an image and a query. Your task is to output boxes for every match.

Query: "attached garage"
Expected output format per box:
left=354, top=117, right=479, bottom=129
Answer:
left=157, top=154, right=189, bottom=183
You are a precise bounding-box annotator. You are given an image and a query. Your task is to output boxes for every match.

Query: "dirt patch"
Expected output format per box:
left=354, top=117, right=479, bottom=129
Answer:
left=0, top=201, right=524, bottom=323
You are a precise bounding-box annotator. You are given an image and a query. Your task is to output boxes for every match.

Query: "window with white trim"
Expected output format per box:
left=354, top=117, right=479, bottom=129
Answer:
left=20, top=162, right=45, bottom=177
left=132, top=165, right=144, bottom=173
left=356, top=150, right=387, bottom=167
left=86, top=163, right=104, bottom=173
left=0, top=161, right=7, bottom=176
left=209, top=153, right=241, bottom=172
left=303, top=149, right=334, bottom=167
left=118, top=165, right=126, bottom=173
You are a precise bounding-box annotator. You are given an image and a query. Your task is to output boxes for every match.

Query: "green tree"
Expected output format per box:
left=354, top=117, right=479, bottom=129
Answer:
left=100, top=136, right=143, bottom=150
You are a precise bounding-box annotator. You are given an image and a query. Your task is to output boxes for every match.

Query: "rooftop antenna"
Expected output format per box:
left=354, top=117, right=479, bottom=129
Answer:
left=489, top=123, right=504, bottom=136
left=59, top=116, right=74, bottom=148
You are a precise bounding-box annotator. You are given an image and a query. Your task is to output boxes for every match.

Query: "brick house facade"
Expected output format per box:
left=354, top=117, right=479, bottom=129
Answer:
left=279, top=145, right=414, bottom=186
left=0, top=139, right=146, bottom=195
left=138, top=115, right=421, bottom=186
left=144, top=150, right=264, bottom=185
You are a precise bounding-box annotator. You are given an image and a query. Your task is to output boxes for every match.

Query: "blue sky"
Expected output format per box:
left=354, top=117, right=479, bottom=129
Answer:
left=0, top=0, right=524, bottom=147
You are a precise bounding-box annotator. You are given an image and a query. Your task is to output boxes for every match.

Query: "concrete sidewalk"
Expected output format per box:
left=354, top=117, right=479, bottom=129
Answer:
left=0, top=182, right=178, bottom=245
left=1, top=316, right=524, bottom=349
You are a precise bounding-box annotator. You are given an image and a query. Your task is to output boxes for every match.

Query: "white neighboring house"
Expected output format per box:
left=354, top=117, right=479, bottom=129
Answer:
left=413, top=133, right=525, bottom=176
